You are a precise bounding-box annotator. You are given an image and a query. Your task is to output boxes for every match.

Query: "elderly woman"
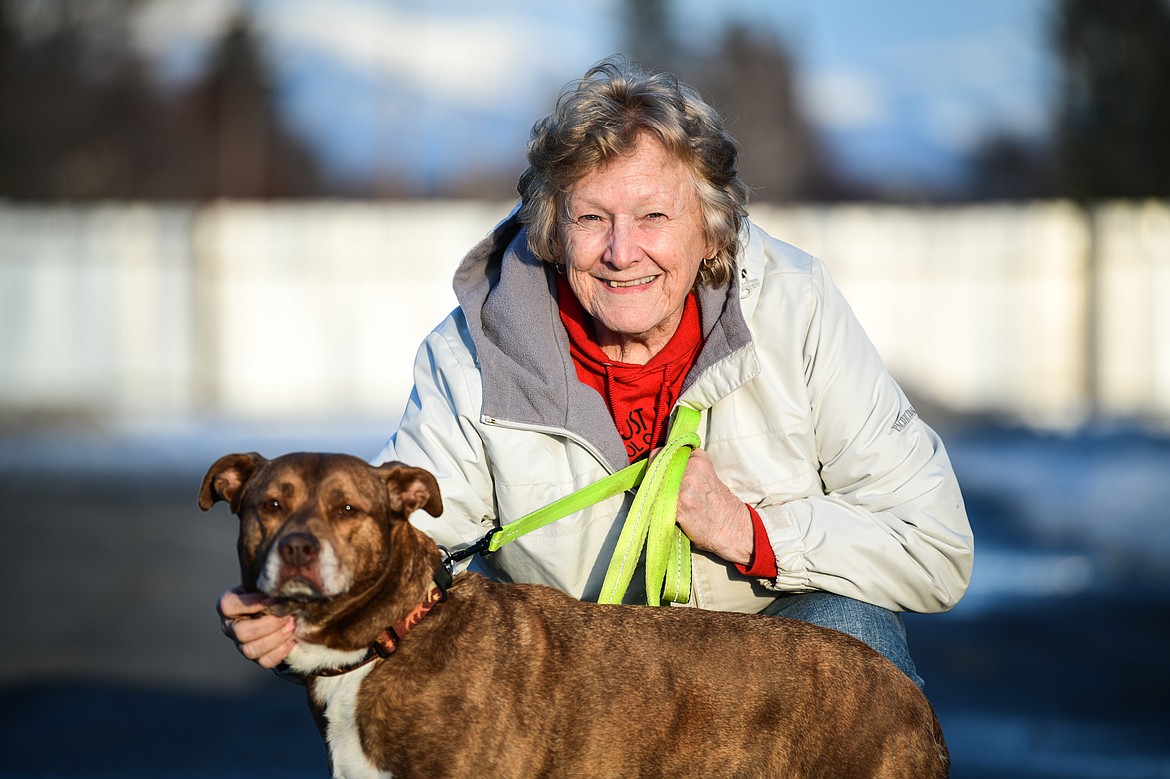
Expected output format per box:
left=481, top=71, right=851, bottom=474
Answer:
left=220, top=59, right=973, bottom=689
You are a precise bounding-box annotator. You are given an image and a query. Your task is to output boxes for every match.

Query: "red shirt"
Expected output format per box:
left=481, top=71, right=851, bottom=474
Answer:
left=557, top=275, right=701, bottom=462
left=556, top=276, right=777, bottom=579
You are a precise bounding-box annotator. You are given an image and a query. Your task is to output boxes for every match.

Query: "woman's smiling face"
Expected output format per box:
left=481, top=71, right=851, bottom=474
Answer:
left=560, top=133, right=714, bottom=365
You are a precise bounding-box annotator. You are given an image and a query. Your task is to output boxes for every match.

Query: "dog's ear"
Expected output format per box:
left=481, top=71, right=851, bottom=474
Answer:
left=199, top=453, right=267, bottom=513
left=376, top=461, right=443, bottom=518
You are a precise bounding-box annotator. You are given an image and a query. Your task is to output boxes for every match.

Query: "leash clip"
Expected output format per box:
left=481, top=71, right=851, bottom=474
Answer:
left=440, top=526, right=501, bottom=575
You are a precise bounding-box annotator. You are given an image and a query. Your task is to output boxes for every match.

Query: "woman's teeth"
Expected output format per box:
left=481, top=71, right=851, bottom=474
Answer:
left=606, top=276, right=656, bottom=288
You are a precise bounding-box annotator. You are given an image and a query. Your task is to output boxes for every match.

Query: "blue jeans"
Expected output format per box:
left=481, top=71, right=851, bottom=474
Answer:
left=758, top=591, right=925, bottom=691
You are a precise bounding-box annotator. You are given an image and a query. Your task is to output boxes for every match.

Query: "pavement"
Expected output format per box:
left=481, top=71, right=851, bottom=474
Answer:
left=1, top=418, right=1169, bottom=778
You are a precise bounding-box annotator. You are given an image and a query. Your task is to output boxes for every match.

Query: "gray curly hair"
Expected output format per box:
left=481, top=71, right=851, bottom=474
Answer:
left=517, top=58, right=749, bottom=288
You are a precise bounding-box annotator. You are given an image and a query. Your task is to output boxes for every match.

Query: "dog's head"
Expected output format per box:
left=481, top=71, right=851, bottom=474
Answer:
left=199, top=453, right=442, bottom=608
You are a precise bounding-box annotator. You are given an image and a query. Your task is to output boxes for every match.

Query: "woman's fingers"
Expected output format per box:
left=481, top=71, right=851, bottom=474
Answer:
left=218, top=587, right=271, bottom=622
left=217, top=587, right=297, bottom=669
left=234, top=614, right=297, bottom=668
left=674, top=449, right=753, bottom=565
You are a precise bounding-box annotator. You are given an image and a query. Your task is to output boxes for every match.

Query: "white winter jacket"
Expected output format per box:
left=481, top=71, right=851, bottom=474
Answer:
left=375, top=212, right=973, bottom=614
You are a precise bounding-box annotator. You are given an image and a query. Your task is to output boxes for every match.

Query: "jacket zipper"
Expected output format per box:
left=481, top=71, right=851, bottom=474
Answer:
left=479, top=415, right=621, bottom=478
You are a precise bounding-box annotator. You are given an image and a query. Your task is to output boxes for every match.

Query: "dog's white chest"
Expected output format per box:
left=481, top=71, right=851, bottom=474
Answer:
left=303, top=658, right=393, bottom=779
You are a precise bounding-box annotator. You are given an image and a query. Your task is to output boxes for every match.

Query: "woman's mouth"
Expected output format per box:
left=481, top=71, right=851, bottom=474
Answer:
left=605, top=275, right=657, bottom=288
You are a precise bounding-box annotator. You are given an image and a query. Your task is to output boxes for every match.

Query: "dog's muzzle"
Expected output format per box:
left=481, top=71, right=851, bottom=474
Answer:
left=258, top=532, right=331, bottom=600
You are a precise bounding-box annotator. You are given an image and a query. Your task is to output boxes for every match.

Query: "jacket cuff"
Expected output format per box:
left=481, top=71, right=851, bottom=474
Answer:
left=754, top=502, right=814, bottom=592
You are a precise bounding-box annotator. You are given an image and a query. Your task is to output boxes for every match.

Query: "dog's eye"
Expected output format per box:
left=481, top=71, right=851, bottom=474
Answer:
left=260, top=499, right=282, bottom=514
left=337, top=504, right=360, bottom=518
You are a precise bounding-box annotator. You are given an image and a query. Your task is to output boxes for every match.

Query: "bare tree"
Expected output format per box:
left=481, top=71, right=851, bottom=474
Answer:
left=0, top=1, right=323, bottom=200
left=690, top=23, right=848, bottom=202
left=619, top=0, right=679, bottom=72
left=0, top=0, right=176, bottom=198
left=180, top=11, right=323, bottom=199
left=1053, top=0, right=1170, bottom=199
left=617, top=3, right=852, bottom=203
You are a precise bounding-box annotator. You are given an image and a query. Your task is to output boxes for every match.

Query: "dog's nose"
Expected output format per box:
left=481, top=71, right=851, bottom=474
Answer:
left=279, top=533, right=319, bottom=567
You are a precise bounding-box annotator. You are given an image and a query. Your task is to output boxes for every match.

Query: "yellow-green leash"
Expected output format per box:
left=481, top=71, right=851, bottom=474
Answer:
left=443, top=406, right=703, bottom=606
left=597, top=407, right=701, bottom=605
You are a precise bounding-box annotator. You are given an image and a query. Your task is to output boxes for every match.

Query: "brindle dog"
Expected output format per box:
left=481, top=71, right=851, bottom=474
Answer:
left=200, top=452, right=949, bottom=778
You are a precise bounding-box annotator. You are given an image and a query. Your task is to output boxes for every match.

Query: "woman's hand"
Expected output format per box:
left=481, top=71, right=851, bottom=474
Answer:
left=217, top=587, right=297, bottom=669
left=669, top=448, right=753, bottom=565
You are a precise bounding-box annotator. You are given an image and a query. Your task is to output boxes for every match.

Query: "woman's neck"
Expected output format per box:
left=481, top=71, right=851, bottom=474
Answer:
left=592, top=311, right=684, bottom=366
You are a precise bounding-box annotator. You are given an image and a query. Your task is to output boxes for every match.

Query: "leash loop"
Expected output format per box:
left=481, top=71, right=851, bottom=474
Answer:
left=599, top=407, right=701, bottom=606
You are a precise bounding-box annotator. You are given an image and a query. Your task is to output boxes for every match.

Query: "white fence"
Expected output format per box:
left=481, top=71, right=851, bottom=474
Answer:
left=2, top=199, right=1168, bottom=429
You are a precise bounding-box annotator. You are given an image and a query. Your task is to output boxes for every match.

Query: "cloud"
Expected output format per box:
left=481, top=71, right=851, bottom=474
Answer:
left=885, top=29, right=1054, bottom=149
left=258, top=1, right=538, bottom=111
left=126, top=0, right=627, bottom=183
left=130, top=0, right=618, bottom=111
left=799, top=70, right=890, bottom=131
left=923, top=96, right=986, bottom=153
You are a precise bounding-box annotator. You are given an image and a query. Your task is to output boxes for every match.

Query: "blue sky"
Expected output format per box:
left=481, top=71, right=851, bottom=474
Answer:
left=131, top=0, right=1056, bottom=193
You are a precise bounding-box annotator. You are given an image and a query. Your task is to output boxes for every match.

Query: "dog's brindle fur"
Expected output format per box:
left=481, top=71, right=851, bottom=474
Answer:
left=200, top=452, right=949, bottom=778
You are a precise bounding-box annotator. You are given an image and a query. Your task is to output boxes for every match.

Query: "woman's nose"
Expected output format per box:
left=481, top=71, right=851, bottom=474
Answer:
left=605, top=218, right=639, bottom=268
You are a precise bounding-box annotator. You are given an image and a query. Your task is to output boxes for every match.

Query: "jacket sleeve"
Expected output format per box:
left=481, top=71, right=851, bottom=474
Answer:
left=756, top=261, right=973, bottom=613
left=371, top=315, right=498, bottom=560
